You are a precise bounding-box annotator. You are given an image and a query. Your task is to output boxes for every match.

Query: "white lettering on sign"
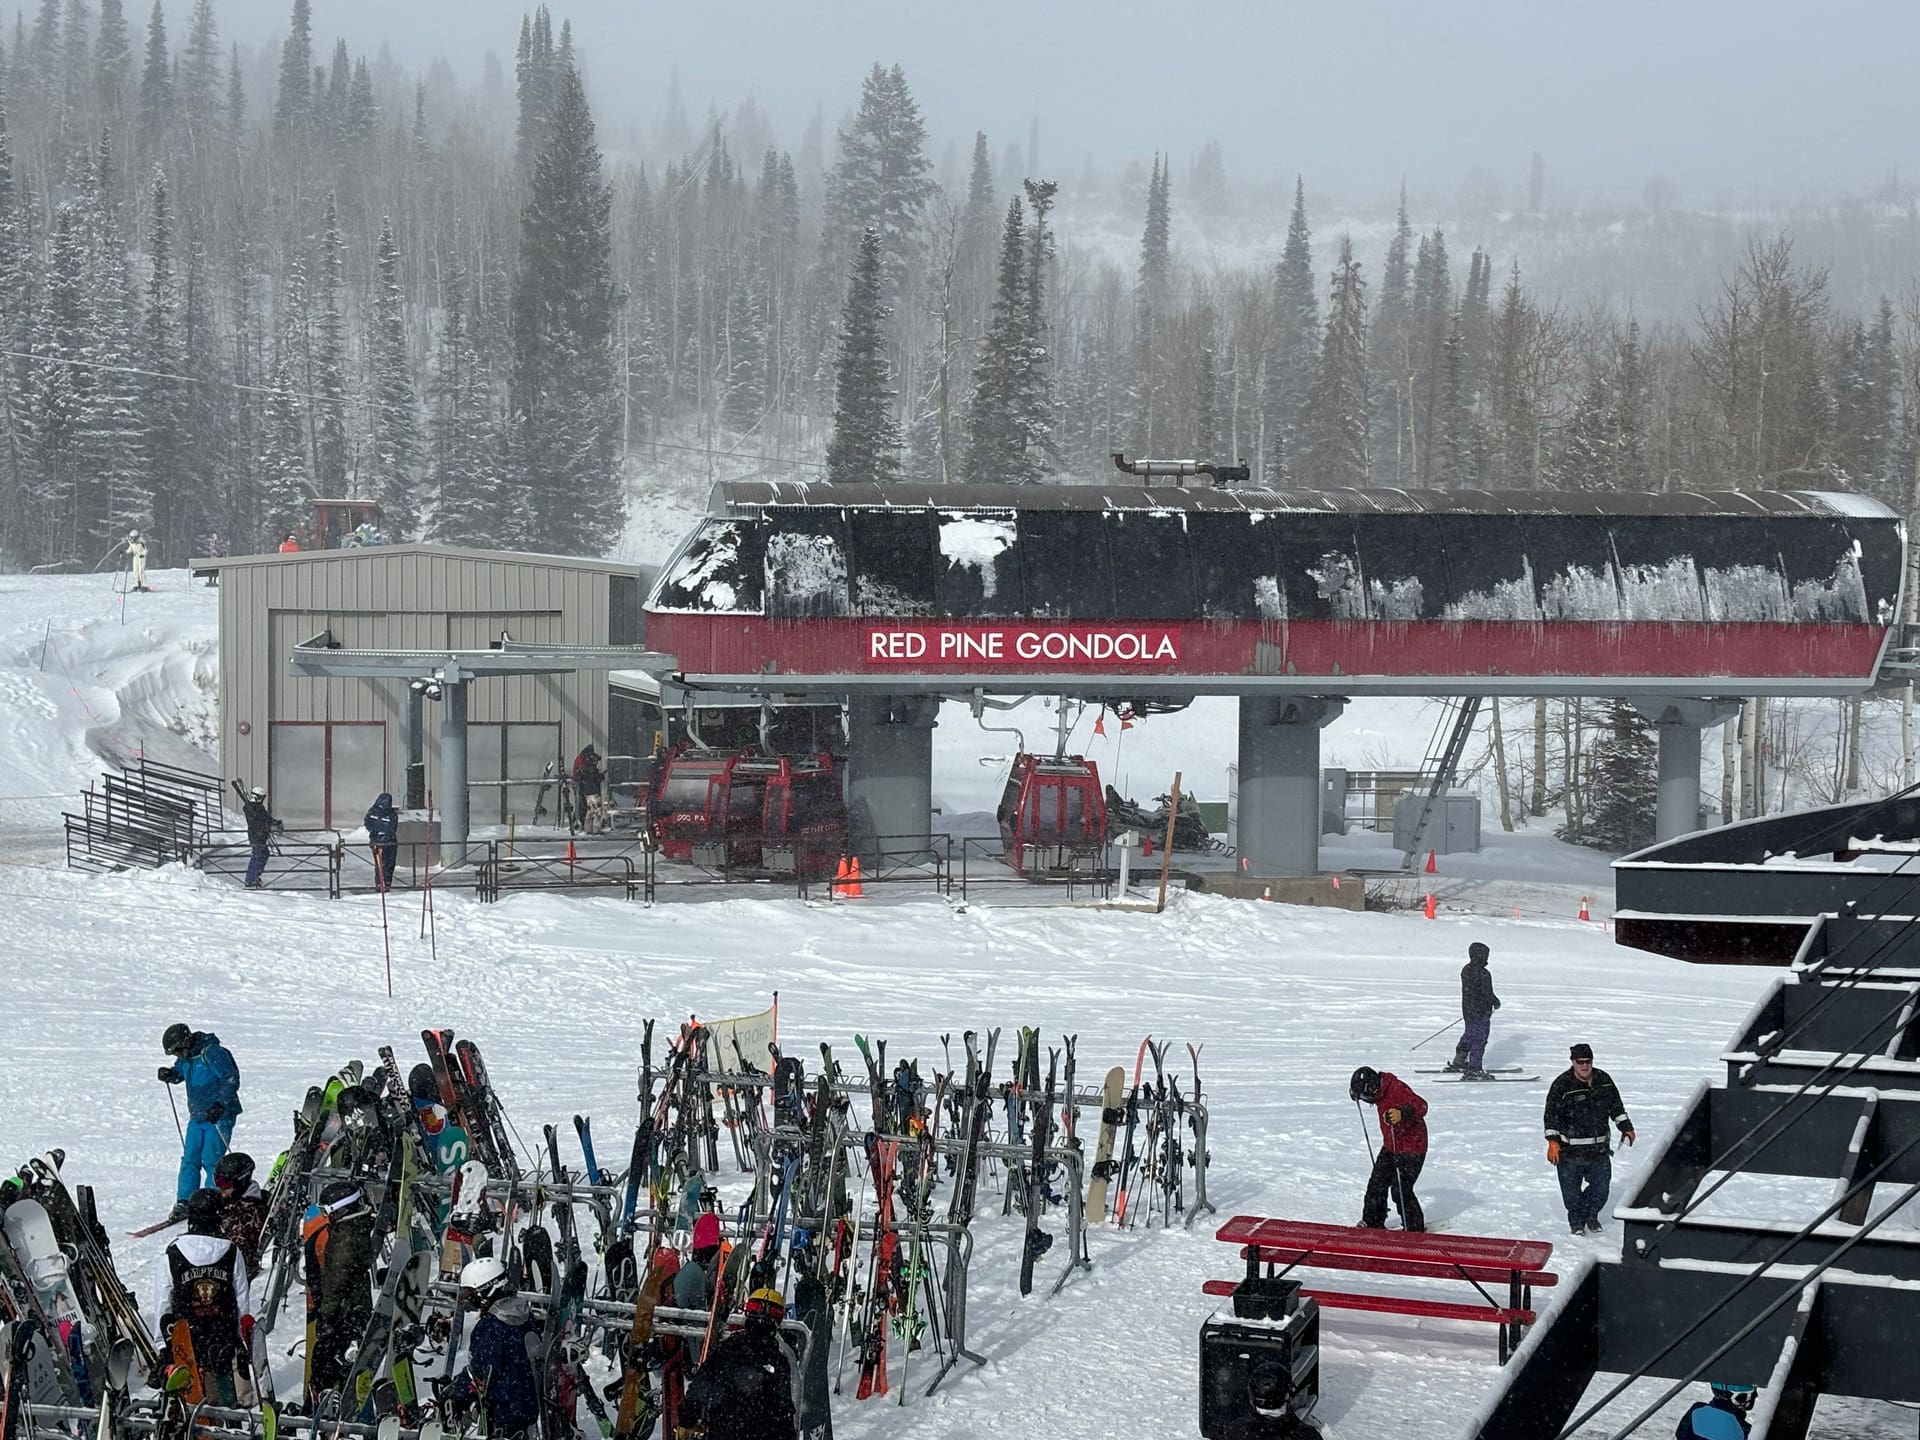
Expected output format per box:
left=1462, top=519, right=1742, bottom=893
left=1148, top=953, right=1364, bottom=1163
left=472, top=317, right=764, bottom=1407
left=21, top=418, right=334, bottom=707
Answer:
left=864, top=626, right=1180, bottom=666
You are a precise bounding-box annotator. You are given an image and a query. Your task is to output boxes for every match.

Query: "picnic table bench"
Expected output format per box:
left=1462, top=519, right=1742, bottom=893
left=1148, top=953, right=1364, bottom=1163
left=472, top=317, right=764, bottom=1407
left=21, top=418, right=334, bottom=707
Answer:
left=1207, top=1215, right=1556, bottom=1362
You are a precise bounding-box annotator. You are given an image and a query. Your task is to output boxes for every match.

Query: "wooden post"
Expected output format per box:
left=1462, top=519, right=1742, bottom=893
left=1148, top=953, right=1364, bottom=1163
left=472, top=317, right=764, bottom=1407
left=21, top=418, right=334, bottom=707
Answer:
left=1155, top=771, right=1182, bottom=914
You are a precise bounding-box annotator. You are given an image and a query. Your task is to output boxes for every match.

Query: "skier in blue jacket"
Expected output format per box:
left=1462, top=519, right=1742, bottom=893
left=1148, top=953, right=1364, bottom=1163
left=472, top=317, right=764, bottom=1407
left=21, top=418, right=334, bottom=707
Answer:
left=159, top=1024, right=243, bottom=1218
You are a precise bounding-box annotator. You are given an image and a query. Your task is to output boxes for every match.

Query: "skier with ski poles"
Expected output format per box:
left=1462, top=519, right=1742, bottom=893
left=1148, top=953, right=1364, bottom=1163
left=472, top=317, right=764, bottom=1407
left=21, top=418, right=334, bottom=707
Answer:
left=121, top=530, right=150, bottom=591
left=679, top=1286, right=798, bottom=1440
left=231, top=781, right=282, bottom=888
left=150, top=1189, right=254, bottom=1404
left=1448, top=941, right=1502, bottom=1077
left=363, top=791, right=400, bottom=891
left=158, top=1022, right=243, bottom=1221
left=1348, top=1066, right=1428, bottom=1232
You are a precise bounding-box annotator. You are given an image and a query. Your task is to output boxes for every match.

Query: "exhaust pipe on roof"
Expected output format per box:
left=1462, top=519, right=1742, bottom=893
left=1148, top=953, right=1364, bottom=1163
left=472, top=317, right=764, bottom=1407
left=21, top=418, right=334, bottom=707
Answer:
left=1110, top=451, right=1251, bottom=488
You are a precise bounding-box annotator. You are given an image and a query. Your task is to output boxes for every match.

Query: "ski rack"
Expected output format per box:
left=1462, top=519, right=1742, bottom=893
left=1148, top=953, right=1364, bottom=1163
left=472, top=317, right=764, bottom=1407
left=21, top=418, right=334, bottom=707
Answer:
left=422, top=1280, right=815, bottom=1354
left=21, top=1402, right=423, bottom=1440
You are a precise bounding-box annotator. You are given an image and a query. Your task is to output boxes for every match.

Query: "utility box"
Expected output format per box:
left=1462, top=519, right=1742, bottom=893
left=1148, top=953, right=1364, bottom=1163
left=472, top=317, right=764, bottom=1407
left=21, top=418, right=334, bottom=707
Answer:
left=1320, top=767, right=1348, bottom=837
left=1392, top=792, right=1482, bottom=855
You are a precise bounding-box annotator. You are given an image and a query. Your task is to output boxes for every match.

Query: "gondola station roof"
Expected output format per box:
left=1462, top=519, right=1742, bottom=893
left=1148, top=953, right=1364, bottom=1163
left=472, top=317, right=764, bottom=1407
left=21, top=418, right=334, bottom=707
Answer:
left=641, top=482, right=1906, bottom=699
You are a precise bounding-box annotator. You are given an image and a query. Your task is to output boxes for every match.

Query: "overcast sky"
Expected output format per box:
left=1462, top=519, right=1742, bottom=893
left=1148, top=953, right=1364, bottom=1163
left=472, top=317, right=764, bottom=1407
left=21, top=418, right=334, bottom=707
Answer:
left=224, top=0, right=1919, bottom=202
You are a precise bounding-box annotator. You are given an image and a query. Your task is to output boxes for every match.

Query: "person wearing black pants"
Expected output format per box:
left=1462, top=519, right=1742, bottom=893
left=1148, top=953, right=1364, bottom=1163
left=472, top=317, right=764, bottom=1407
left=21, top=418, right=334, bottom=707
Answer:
left=1544, top=1042, right=1636, bottom=1234
left=1350, top=1066, right=1429, bottom=1232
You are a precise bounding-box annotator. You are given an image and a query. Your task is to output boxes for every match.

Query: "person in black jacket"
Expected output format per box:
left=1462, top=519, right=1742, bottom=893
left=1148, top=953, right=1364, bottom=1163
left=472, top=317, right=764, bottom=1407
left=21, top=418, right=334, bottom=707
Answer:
left=232, top=782, right=281, bottom=888
left=363, top=792, right=399, bottom=890
left=1449, top=941, right=1501, bottom=1077
left=681, top=1285, right=797, bottom=1440
left=1543, top=1042, right=1636, bottom=1234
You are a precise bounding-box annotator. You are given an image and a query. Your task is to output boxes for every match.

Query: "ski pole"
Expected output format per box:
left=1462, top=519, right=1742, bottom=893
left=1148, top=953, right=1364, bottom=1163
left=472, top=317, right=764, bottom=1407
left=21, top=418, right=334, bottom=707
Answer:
left=1386, top=1119, right=1413, bottom=1227
left=1353, top=1099, right=1375, bottom=1166
left=165, top=1081, right=184, bottom=1143
left=1409, top=1017, right=1462, bottom=1052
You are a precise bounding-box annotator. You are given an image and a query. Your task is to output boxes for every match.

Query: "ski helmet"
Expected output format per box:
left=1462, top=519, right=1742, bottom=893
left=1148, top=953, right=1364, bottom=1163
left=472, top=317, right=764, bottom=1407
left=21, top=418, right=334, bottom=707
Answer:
left=161, top=1023, right=192, bottom=1055
left=1709, top=1382, right=1756, bottom=1412
left=128, top=529, right=140, bottom=541
left=691, top=1213, right=722, bottom=1251
left=743, top=1287, right=786, bottom=1326
left=1348, top=1066, right=1381, bottom=1104
left=459, top=1255, right=510, bottom=1304
left=185, top=1188, right=224, bottom=1235
left=213, top=1152, right=255, bottom=1192
left=1468, top=941, right=1489, bottom=963
left=318, top=1180, right=362, bottom=1210
left=250, top=785, right=267, bottom=800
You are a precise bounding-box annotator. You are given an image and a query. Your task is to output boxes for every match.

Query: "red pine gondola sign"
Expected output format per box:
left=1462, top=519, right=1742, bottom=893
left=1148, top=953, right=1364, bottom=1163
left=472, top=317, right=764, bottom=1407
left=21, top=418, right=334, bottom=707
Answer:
left=866, top=625, right=1180, bottom=665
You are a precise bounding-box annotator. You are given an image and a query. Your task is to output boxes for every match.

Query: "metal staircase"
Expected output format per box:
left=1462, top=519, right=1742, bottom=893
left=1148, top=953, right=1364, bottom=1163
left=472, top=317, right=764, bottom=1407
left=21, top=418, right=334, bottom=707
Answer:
left=1399, top=697, right=1481, bottom=871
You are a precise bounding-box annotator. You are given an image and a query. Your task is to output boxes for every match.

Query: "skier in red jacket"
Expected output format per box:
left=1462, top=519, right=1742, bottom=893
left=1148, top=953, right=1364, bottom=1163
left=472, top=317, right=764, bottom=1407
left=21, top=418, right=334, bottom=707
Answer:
left=1349, top=1066, right=1428, bottom=1232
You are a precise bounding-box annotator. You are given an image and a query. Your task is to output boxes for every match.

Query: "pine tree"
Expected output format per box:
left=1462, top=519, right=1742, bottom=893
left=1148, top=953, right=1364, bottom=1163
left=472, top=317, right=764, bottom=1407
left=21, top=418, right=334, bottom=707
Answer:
left=140, top=164, right=187, bottom=559
left=1263, top=177, right=1317, bottom=482
left=426, top=266, right=504, bottom=546
left=1408, top=228, right=1453, bottom=482
left=310, top=193, right=348, bottom=492
left=30, top=203, right=88, bottom=559
left=1565, top=701, right=1657, bottom=851
left=514, top=6, right=555, bottom=179
left=226, top=42, right=244, bottom=135
left=94, top=0, right=128, bottom=126
left=258, top=344, right=309, bottom=548
left=1301, top=235, right=1369, bottom=486
left=138, top=0, right=169, bottom=137
left=365, top=216, right=421, bottom=538
left=1431, top=310, right=1475, bottom=488
left=273, top=0, right=311, bottom=145
left=1127, top=154, right=1171, bottom=455
left=1614, top=319, right=1650, bottom=492
left=825, top=227, right=902, bottom=483
left=956, top=131, right=998, bottom=341
left=964, top=196, right=1049, bottom=484
left=1369, top=187, right=1413, bottom=482
left=506, top=61, right=620, bottom=553
left=178, top=0, right=218, bottom=136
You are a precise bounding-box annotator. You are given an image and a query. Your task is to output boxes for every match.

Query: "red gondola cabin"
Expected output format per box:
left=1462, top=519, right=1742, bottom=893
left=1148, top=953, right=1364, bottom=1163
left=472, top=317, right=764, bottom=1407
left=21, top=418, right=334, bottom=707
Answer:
left=997, top=754, right=1109, bottom=877
left=647, top=748, right=846, bottom=878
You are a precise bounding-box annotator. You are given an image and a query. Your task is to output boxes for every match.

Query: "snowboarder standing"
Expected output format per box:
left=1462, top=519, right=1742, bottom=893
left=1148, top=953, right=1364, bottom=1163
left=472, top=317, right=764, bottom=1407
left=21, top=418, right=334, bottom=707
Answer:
left=1675, top=1381, right=1755, bottom=1438
left=680, top=1286, right=798, bottom=1440
left=212, top=1152, right=268, bottom=1277
left=233, top=783, right=281, bottom=888
left=451, top=1256, right=540, bottom=1439
left=363, top=791, right=400, bottom=890
left=1544, top=1042, right=1636, bottom=1234
left=1448, top=942, right=1502, bottom=1077
left=151, top=1189, right=254, bottom=1404
left=159, top=1024, right=243, bottom=1220
left=1348, top=1067, right=1428, bottom=1232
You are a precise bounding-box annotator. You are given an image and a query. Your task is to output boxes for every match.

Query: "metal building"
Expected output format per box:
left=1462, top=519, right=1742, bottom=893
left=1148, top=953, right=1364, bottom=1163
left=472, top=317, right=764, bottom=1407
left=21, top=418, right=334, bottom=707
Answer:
left=194, top=545, right=647, bottom=830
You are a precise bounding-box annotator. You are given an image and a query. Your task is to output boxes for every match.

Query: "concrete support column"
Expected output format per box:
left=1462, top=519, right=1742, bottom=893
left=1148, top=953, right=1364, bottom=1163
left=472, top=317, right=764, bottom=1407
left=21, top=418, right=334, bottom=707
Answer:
left=439, top=676, right=470, bottom=865
left=844, top=695, right=940, bottom=860
left=1632, top=698, right=1742, bottom=843
left=1236, top=695, right=1347, bottom=876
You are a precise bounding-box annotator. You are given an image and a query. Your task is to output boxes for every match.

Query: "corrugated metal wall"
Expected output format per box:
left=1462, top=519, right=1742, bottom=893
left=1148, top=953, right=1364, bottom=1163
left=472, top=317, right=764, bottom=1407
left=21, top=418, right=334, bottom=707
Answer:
left=216, top=548, right=619, bottom=825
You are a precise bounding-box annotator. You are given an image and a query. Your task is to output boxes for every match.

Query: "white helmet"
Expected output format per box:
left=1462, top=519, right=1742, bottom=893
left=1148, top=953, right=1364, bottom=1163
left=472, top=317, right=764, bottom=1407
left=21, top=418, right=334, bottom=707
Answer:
left=128, top=529, right=141, bottom=540
left=458, top=1255, right=509, bottom=1302
left=250, top=785, right=267, bottom=800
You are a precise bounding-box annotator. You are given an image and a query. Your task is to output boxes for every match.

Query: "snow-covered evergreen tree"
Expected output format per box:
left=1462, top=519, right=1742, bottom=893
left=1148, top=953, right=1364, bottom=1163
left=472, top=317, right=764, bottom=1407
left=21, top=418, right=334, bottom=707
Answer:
left=1263, top=177, right=1317, bottom=483
left=1127, top=154, right=1170, bottom=456
left=426, top=266, right=502, bottom=546
left=825, top=226, right=901, bottom=484
left=139, top=164, right=187, bottom=558
left=1301, top=235, right=1369, bottom=486
left=310, top=193, right=349, bottom=493
left=1368, top=188, right=1412, bottom=484
left=505, top=61, right=620, bottom=554
left=365, top=216, right=421, bottom=539
left=965, top=196, right=1051, bottom=484
left=1565, top=701, right=1657, bottom=852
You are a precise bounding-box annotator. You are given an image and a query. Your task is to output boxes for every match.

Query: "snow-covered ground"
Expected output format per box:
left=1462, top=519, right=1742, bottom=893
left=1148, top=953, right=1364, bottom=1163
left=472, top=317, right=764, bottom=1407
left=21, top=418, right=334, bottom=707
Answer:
left=4, top=566, right=1913, bottom=1436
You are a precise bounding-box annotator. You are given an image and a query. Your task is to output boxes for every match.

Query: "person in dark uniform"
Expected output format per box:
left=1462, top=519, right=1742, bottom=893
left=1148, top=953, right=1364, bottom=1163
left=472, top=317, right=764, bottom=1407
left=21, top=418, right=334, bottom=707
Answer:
left=1448, top=941, right=1501, bottom=1077
left=1544, top=1042, right=1636, bottom=1234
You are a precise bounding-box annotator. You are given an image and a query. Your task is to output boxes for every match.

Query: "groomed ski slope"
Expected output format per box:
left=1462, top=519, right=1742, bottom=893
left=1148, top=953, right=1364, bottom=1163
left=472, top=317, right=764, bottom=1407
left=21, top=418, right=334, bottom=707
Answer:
left=0, top=568, right=1911, bottom=1436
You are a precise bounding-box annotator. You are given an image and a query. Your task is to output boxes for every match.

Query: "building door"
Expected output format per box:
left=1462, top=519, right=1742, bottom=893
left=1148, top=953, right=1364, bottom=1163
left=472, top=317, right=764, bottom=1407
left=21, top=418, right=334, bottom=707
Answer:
left=270, top=721, right=387, bottom=830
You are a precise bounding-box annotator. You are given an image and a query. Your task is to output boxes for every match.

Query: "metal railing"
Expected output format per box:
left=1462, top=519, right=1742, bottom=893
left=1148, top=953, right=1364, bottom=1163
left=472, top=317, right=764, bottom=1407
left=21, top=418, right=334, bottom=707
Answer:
left=477, top=843, right=640, bottom=901
left=196, top=838, right=342, bottom=895
left=954, top=835, right=1112, bottom=903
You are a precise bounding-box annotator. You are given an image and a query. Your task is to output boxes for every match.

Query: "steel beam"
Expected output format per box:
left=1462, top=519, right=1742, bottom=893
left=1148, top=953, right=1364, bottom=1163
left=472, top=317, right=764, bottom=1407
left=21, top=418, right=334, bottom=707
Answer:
left=1236, top=695, right=1344, bottom=876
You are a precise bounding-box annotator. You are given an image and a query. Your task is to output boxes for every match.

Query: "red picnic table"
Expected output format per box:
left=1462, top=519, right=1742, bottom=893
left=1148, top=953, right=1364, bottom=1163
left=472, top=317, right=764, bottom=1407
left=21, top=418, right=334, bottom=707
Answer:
left=1207, top=1215, right=1557, bottom=1362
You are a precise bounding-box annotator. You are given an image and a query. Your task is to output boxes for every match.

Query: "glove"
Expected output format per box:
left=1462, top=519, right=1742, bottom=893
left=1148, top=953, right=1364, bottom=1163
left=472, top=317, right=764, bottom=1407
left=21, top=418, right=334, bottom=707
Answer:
left=1547, top=1140, right=1562, bottom=1165
left=158, top=1067, right=180, bottom=1084
left=1621, top=1128, right=1635, bottom=1147
left=1384, top=1107, right=1404, bottom=1125
left=205, top=1102, right=225, bottom=1123
left=1493, top=999, right=1502, bottom=1010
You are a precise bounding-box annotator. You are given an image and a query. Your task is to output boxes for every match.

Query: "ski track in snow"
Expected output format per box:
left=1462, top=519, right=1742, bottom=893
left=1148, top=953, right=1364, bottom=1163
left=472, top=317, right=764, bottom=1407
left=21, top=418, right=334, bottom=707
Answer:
left=5, top=569, right=1920, bottom=1435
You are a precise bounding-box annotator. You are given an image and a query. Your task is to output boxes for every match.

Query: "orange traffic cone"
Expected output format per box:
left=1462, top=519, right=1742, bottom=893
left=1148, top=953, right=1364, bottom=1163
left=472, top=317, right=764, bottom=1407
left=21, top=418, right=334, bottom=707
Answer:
left=1423, top=893, right=1437, bottom=920
left=845, top=855, right=864, bottom=899
left=832, top=855, right=851, bottom=898
left=565, top=838, right=578, bottom=868
left=1578, top=895, right=1591, bottom=921
left=1424, top=849, right=1437, bottom=874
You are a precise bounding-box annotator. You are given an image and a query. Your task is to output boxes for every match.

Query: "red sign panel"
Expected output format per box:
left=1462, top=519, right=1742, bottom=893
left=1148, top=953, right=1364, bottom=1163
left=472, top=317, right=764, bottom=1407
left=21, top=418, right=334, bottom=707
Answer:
left=865, top=625, right=1181, bottom=667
